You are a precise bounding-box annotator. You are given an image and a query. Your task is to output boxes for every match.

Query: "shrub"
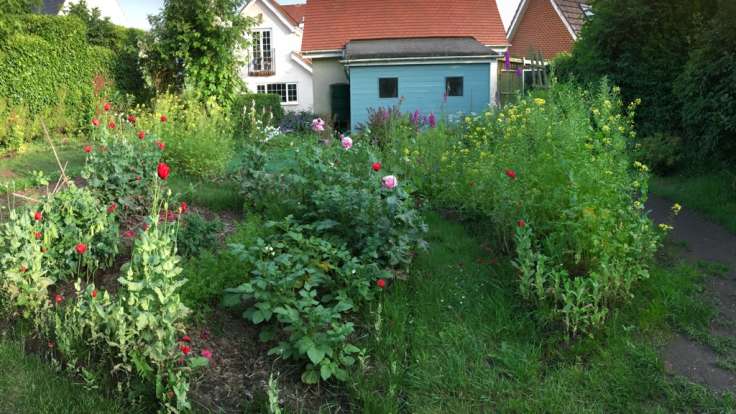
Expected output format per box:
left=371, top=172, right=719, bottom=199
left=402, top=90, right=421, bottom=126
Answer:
left=176, top=212, right=223, bottom=257
left=235, top=140, right=427, bottom=268
left=278, top=110, right=319, bottom=133
left=675, top=0, right=736, bottom=162
left=388, top=82, right=663, bottom=336
left=142, top=94, right=235, bottom=178
left=224, top=218, right=389, bottom=384
left=81, top=122, right=164, bottom=211
left=632, top=132, right=683, bottom=174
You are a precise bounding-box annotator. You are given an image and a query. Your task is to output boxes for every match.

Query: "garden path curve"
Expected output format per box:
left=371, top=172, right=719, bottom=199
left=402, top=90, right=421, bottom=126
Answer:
left=648, top=196, right=736, bottom=393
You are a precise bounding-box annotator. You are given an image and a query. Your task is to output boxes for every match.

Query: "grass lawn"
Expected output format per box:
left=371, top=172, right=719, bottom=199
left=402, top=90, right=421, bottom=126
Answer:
left=0, top=141, right=87, bottom=193
left=651, top=170, right=736, bottom=233
left=0, top=339, right=125, bottom=414
left=350, top=212, right=734, bottom=413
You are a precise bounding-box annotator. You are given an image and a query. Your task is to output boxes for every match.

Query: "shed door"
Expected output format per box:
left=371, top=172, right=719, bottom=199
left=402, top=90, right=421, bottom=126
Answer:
left=330, top=83, right=350, bottom=131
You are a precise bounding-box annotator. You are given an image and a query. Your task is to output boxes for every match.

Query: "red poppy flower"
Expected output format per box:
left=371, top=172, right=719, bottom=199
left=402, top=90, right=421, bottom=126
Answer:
left=34, top=231, right=42, bottom=240
left=137, top=130, right=146, bottom=140
left=505, top=169, right=517, bottom=180
left=91, top=289, right=97, bottom=299
left=372, top=162, right=382, bottom=172
left=34, top=211, right=42, bottom=221
left=123, top=230, right=135, bottom=239
left=157, top=162, right=170, bottom=180
left=75, top=243, right=87, bottom=254
left=127, top=114, right=136, bottom=123
left=376, top=279, right=386, bottom=289
left=92, top=118, right=100, bottom=127
left=156, top=141, right=165, bottom=150
left=83, top=145, right=92, bottom=153
left=160, top=114, right=168, bottom=122
left=517, top=219, right=526, bottom=228
left=103, top=102, right=111, bottom=112
left=179, top=202, right=188, bottom=214
left=179, top=344, right=191, bottom=356
left=108, top=121, right=116, bottom=129
left=180, top=335, right=191, bottom=343
left=107, top=202, right=118, bottom=213
left=54, top=294, right=63, bottom=304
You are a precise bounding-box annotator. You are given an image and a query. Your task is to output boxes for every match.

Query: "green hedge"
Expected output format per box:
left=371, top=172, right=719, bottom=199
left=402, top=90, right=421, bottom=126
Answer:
left=0, top=15, right=113, bottom=130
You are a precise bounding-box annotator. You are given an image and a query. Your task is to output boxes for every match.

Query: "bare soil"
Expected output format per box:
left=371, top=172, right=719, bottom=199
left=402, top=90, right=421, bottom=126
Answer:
left=648, top=196, right=736, bottom=392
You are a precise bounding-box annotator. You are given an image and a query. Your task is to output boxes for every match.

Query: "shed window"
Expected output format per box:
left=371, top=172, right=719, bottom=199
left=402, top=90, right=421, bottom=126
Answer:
left=378, top=78, right=398, bottom=98
left=445, top=77, right=464, bottom=97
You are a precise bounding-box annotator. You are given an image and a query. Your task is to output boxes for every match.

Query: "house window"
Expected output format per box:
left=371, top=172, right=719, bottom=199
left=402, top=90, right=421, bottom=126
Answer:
left=257, top=83, right=298, bottom=104
left=378, top=78, right=398, bottom=98
left=580, top=4, right=593, bottom=18
left=445, top=77, right=464, bottom=97
left=251, top=29, right=273, bottom=73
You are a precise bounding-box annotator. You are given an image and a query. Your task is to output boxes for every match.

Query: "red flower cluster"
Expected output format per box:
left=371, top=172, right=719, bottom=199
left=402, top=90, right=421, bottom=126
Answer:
left=34, top=231, right=42, bottom=240
left=505, top=169, right=517, bottom=180
left=34, top=211, right=43, bottom=221
left=160, top=114, right=168, bottom=123
left=91, top=289, right=98, bottom=299
left=103, top=102, right=111, bottom=112
left=83, top=145, right=92, bottom=153
left=376, top=279, right=386, bottom=289
left=127, top=114, right=137, bottom=124
left=54, top=294, right=63, bottom=304
left=92, top=118, right=100, bottom=127
left=108, top=121, right=116, bottom=129
left=156, top=141, right=165, bottom=150
left=75, top=243, right=87, bottom=255
left=137, top=130, right=146, bottom=140
left=157, top=162, right=170, bottom=180
left=123, top=230, right=136, bottom=239
left=107, top=202, right=118, bottom=213
left=372, top=162, right=382, bottom=172
left=517, top=219, right=526, bottom=228
left=179, top=202, right=188, bottom=214
left=179, top=344, right=191, bottom=356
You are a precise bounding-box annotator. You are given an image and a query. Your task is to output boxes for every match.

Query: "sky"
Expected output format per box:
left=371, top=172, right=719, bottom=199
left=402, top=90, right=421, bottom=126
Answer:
left=115, top=0, right=522, bottom=31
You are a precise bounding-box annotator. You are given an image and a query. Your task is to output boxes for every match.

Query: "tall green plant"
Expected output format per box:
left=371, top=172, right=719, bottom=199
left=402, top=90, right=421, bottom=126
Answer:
left=142, top=0, right=255, bottom=104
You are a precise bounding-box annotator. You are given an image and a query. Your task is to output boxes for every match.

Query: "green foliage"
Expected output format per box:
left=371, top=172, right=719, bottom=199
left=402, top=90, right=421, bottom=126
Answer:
left=235, top=139, right=428, bottom=268
left=81, top=125, right=164, bottom=211
left=385, top=82, right=661, bottom=336
left=224, top=218, right=388, bottom=383
left=40, top=184, right=119, bottom=281
left=141, top=94, right=235, bottom=178
left=556, top=0, right=718, bottom=139
left=232, top=93, right=284, bottom=140
left=176, top=212, right=223, bottom=257
left=632, top=132, right=683, bottom=174
left=142, top=0, right=255, bottom=104
left=0, top=15, right=114, bottom=130
left=675, top=0, right=736, bottom=162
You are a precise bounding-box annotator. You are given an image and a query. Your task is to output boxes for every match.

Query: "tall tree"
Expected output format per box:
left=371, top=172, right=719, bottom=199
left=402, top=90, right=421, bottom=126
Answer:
left=141, top=0, right=255, bottom=104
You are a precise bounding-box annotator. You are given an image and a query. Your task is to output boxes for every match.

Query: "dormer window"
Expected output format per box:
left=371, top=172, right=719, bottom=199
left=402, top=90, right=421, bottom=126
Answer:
left=580, top=4, right=593, bottom=18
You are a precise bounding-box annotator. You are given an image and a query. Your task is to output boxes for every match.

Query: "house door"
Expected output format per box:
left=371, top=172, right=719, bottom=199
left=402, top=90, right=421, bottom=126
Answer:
left=330, top=83, right=350, bottom=132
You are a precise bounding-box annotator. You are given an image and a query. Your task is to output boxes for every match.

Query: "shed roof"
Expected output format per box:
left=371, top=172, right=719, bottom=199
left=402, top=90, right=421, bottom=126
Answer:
left=345, top=37, right=495, bottom=60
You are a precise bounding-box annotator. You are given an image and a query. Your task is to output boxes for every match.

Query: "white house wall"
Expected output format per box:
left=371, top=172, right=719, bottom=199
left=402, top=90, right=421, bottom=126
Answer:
left=241, top=0, right=314, bottom=113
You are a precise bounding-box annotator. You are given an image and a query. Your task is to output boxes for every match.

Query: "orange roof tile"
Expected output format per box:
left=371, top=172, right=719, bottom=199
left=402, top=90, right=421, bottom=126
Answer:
left=280, top=3, right=306, bottom=25
left=302, top=0, right=508, bottom=53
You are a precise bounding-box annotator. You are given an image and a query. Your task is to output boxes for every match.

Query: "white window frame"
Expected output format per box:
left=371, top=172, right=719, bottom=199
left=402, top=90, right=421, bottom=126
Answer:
left=251, top=28, right=273, bottom=72
left=256, top=82, right=298, bottom=105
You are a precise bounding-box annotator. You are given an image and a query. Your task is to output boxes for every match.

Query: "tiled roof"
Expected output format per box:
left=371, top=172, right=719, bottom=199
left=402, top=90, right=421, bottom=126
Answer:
left=280, top=3, right=306, bottom=25
left=553, top=0, right=588, bottom=36
left=301, top=0, right=508, bottom=53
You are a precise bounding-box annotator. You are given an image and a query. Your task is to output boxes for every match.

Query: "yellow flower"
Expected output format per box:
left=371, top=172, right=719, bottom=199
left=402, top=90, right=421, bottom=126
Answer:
left=634, top=200, right=643, bottom=209
left=671, top=203, right=682, bottom=215
left=602, top=125, right=610, bottom=133
left=464, top=116, right=472, bottom=123
left=592, top=108, right=600, bottom=116
left=533, top=98, right=546, bottom=106
left=658, top=223, right=674, bottom=232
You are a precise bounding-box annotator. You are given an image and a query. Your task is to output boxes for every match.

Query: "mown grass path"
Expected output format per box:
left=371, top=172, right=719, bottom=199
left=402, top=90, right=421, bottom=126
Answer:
left=350, top=212, right=735, bottom=413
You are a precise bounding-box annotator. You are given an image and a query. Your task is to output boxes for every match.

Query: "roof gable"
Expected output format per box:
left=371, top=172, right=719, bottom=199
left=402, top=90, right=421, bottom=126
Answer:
left=508, top=0, right=589, bottom=41
left=245, top=0, right=301, bottom=31
left=301, top=0, right=508, bottom=54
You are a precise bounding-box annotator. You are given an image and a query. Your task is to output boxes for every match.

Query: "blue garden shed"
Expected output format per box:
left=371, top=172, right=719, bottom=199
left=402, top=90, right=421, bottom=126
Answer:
left=343, top=38, right=500, bottom=130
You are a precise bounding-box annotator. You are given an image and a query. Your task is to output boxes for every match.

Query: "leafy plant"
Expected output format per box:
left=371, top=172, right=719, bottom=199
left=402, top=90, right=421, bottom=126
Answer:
left=224, top=218, right=388, bottom=383
left=176, top=212, right=223, bottom=257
